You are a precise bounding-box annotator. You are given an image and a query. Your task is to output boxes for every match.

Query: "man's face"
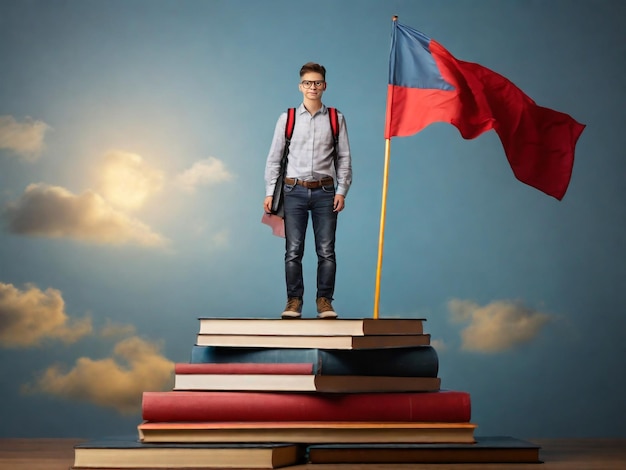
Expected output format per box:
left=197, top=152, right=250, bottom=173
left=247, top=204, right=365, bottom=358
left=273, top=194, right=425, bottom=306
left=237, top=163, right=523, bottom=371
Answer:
left=299, top=72, right=326, bottom=101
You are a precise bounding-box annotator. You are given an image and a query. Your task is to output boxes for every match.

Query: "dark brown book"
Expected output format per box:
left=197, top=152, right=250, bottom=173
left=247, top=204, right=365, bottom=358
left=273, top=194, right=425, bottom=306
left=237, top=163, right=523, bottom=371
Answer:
left=72, top=436, right=303, bottom=468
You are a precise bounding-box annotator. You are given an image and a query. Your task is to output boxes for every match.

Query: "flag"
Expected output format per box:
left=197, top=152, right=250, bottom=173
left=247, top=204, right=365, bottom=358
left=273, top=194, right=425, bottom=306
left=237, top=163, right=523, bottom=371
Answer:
left=385, top=21, right=585, bottom=200
left=261, top=212, right=285, bottom=238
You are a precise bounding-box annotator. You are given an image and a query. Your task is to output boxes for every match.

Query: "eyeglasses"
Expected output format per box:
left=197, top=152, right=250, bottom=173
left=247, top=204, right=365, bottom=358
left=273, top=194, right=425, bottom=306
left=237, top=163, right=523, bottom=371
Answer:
left=300, top=80, right=325, bottom=89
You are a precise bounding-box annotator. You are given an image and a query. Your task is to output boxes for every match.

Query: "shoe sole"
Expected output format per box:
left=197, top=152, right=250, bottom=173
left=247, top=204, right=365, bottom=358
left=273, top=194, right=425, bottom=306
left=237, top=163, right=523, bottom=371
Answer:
left=281, top=312, right=302, bottom=319
left=317, top=312, right=338, bottom=319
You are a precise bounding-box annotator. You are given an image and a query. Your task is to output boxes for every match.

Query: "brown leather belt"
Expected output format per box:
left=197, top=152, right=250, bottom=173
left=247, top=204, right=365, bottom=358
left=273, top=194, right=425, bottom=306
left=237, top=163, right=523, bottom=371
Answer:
left=284, top=177, right=334, bottom=189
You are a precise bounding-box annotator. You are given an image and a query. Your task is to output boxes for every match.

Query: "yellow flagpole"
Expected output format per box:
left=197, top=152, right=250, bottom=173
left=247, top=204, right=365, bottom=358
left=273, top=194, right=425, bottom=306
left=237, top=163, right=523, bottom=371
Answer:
left=373, top=138, right=392, bottom=319
left=373, top=15, right=398, bottom=319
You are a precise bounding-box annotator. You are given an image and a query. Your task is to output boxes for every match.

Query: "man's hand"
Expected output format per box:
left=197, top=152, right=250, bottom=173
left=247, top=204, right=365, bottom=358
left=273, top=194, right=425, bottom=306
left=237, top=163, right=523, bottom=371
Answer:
left=333, top=194, right=345, bottom=212
left=264, top=196, right=273, bottom=213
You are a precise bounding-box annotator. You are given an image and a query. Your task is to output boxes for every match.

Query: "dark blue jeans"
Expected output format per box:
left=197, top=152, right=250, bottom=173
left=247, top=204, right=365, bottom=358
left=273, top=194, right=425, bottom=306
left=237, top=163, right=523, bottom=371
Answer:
left=283, top=182, right=338, bottom=300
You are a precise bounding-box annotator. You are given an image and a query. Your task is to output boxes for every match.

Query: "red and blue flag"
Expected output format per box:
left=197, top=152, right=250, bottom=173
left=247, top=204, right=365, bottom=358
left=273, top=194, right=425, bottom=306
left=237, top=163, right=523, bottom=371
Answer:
left=384, top=21, right=585, bottom=200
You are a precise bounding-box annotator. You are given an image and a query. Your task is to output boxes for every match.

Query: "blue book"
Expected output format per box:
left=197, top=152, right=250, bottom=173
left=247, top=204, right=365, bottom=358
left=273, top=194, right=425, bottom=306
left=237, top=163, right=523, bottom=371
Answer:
left=307, top=436, right=541, bottom=464
left=190, top=345, right=438, bottom=377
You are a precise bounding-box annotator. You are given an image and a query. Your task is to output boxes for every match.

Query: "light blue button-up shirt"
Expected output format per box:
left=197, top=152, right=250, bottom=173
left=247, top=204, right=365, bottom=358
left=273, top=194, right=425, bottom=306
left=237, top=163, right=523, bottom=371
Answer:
left=265, top=103, right=352, bottom=197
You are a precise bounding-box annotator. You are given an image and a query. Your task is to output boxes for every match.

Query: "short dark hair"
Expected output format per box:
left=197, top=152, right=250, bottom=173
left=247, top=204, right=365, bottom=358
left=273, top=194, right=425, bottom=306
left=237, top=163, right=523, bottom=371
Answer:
left=300, top=62, right=326, bottom=80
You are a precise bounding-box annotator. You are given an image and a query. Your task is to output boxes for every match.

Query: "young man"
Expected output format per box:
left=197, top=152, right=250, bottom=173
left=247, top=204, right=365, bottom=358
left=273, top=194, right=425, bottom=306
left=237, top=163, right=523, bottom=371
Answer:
left=264, top=62, right=352, bottom=319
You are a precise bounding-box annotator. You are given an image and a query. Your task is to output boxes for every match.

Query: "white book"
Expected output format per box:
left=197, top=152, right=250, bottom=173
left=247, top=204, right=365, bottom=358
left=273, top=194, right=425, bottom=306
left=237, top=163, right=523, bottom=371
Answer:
left=195, top=334, right=431, bottom=349
left=197, top=318, right=425, bottom=336
left=174, top=374, right=441, bottom=393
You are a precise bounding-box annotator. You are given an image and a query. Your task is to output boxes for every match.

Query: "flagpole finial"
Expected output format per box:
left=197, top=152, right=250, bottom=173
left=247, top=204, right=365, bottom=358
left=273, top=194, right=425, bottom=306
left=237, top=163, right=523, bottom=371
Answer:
left=392, top=15, right=398, bottom=22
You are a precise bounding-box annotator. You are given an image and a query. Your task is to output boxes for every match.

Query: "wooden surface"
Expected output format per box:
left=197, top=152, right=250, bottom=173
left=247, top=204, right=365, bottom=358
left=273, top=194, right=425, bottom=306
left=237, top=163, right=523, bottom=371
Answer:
left=0, top=438, right=625, bottom=469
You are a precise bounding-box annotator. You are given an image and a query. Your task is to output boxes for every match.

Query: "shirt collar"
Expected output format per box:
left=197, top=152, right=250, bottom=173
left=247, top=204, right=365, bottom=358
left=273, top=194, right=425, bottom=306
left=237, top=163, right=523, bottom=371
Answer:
left=298, top=103, right=327, bottom=116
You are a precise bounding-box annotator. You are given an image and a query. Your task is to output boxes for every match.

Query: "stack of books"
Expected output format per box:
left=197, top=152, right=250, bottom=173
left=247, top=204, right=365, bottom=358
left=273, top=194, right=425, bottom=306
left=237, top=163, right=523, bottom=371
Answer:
left=71, top=318, right=540, bottom=468
left=141, top=317, right=474, bottom=444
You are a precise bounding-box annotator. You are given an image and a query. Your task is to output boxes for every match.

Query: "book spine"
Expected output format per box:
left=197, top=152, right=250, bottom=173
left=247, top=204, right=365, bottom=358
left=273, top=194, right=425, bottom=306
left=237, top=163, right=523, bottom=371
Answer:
left=190, top=345, right=438, bottom=377
left=142, top=391, right=470, bottom=423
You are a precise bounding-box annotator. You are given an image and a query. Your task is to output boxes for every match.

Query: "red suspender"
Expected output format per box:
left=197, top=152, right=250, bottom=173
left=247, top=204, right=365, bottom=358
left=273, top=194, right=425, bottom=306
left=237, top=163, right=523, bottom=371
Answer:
left=285, top=107, right=296, bottom=142
left=328, top=107, right=339, bottom=145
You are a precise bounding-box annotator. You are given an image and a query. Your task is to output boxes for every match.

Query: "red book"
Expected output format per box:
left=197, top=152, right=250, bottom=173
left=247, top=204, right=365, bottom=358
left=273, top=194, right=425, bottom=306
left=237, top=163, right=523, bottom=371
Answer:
left=175, top=363, right=314, bottom=375
left=142, top=390, right=471, bottom=423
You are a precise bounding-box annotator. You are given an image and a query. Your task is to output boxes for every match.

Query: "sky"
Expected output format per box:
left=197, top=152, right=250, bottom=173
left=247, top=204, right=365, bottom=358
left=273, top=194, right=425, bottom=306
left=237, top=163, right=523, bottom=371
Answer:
left=1, top=0, right=625, bottom=440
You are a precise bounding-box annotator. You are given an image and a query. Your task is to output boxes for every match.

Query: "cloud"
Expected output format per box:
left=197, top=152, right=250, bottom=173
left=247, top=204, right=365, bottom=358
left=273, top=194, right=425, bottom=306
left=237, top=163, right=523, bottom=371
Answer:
left=100, top=321, right=137, bottom=339
left=175, top=157, right=234, bottom=192
left=2, top=280, right=172, bottom=413
left=0, top=282, right=92, bottom=348
left=97, top=150, right=164, bottom=211
left=448, top=299, right=551, bottom=353
left=23, top=336, right=174, bottom=414
left=3, top=183, right=168, bottom=246
left=0, top=115, right=50, bottom=160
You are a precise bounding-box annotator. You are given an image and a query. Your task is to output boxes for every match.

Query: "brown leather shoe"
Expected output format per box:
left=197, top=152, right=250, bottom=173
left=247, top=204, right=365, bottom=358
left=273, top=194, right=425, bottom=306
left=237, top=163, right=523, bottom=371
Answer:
left=281, top=297, right=303, bottom=319
left=316, top=297, right=338, bottom=319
